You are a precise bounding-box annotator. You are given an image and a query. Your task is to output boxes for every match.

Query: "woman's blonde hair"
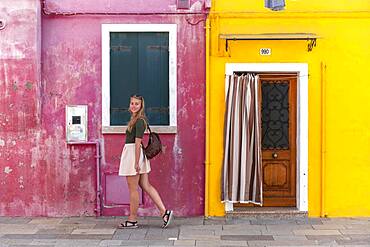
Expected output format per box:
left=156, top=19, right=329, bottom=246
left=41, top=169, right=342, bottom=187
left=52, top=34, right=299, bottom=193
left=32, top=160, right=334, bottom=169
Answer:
left=127, top=95, right=147, bottom=132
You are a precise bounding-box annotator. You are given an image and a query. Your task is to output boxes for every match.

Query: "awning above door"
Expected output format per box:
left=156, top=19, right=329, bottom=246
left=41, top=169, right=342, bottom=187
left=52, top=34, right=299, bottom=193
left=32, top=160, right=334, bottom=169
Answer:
left=219, top=33, right=320, bottom=52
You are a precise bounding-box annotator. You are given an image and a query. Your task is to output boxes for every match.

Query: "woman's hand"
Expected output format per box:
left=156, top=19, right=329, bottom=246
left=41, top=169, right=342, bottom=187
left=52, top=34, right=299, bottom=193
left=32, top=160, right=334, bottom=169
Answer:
left=135, top=163, right=140, bottom=174
left=135, top=137, right=142, bottom=174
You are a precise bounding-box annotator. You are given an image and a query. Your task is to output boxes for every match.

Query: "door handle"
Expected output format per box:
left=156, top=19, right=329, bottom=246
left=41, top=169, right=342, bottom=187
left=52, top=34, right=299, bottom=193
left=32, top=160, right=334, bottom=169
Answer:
left=272, top=153, right=278, bottom=159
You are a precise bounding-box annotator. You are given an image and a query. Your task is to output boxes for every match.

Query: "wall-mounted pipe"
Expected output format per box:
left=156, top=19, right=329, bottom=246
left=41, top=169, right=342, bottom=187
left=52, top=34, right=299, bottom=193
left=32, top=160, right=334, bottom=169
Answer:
left=320, top=62, right=327, bottom=217
left=41, top=0, right=207, bottom=16
left=204, top=18, right=210, bottom=217
left=67, top=141, right=102, bottom=216
left=207, top=10, right=370, bottom=19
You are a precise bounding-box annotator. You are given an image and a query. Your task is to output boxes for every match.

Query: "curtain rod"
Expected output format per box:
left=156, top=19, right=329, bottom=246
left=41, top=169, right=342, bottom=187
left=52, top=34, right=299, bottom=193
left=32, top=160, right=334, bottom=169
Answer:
left=257, top=76, right=301, bottom=80
left=234, top=73, right=298, bottom=75
left=228, top=73, right=309, bottom=78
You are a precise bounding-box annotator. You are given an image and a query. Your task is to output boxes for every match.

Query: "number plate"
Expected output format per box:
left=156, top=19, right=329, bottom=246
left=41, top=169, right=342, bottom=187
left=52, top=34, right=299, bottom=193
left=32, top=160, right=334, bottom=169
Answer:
left=260, top=48, right=272, bottom=56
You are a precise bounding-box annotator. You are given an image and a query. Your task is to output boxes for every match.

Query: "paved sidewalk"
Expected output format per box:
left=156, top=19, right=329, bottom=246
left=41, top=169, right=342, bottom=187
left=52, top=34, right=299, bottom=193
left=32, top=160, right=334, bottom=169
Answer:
left=0, top=216, right=369, bottom=246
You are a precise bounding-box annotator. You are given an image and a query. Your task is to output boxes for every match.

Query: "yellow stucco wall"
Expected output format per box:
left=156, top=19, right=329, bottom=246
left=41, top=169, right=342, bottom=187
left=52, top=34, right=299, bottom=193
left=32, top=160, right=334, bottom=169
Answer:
left=206, top=0, right=370, bottom=217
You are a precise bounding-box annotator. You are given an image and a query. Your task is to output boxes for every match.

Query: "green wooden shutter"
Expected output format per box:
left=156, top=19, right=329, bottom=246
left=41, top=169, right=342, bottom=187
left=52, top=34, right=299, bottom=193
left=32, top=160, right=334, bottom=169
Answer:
left=110, top=32, right=169, bottom=126
left=110, top=32, right=138, bottom=125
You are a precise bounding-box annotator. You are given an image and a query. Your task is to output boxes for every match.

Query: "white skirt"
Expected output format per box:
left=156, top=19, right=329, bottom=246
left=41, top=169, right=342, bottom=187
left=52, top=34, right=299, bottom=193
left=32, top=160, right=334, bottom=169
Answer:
left=119, top=143, right=151, bottom=176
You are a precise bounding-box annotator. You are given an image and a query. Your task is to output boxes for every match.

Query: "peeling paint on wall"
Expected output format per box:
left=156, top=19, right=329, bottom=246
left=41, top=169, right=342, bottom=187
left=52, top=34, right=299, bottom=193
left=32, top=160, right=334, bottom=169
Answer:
left=18, top=176, right=24, bottom=189
left=4, top=166, right=13, bottom=174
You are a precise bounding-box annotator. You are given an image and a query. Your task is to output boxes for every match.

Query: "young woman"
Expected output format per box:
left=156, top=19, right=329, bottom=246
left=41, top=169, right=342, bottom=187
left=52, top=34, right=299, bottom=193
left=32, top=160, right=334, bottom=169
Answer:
left=118, top=95, right=173, bottom=229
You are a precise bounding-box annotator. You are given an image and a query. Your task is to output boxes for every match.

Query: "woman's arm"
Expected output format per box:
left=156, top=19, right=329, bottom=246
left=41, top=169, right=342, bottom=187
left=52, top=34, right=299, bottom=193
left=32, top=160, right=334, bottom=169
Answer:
left=134, top=137, right=142, bottom=173
left=134, top=118, right=146, bottom=174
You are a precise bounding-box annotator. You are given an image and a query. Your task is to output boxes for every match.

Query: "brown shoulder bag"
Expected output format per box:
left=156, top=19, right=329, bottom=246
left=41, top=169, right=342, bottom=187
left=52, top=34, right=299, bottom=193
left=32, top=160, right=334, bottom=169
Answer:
left=142, top=123, right=162, bottom=159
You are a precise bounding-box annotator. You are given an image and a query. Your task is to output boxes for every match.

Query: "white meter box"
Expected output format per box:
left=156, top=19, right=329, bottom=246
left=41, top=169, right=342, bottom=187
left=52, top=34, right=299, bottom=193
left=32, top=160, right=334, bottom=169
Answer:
left=66, top=105, right=88, bottom=143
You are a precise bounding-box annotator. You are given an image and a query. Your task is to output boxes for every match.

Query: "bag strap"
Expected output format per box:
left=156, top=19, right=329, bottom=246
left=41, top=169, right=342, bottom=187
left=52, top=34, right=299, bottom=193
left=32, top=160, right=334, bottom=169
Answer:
left=139, top=117, right=151, bottom=134
left=140, top=117, right=149, bottom=150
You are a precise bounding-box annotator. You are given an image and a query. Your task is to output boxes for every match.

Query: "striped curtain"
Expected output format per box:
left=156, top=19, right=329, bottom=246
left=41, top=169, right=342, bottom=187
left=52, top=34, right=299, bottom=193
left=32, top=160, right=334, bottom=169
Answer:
left=222, top=74, right=263, bottom=205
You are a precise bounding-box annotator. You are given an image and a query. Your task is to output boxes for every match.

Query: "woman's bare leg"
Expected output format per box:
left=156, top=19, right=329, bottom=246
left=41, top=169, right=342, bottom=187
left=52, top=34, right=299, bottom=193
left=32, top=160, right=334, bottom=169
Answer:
left=139, top=173, right=166, bottom=216
left=126, top=175, right=140, bottom=221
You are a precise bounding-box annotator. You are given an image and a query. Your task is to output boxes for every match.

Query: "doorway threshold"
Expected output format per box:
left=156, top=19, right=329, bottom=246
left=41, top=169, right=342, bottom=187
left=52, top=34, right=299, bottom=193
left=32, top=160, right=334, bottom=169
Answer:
left=227, top=207, right=307, bottom=219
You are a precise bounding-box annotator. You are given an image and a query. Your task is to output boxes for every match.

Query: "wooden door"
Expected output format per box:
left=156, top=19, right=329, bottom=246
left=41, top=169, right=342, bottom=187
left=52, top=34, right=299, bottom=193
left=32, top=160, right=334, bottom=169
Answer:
left=259, top=74, right=297, bottom=207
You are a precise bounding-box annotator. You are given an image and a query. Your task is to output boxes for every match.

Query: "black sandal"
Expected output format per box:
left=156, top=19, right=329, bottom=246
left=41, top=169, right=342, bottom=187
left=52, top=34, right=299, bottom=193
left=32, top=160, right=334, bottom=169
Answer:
left=119, top=220, right=138, bottom=229
left=161, top=210, right=173, bottom=228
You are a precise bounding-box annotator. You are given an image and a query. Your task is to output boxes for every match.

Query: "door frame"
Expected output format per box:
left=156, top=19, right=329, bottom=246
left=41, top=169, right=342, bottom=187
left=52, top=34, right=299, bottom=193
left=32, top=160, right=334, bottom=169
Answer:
left=224, top=63, right=308, bottom=212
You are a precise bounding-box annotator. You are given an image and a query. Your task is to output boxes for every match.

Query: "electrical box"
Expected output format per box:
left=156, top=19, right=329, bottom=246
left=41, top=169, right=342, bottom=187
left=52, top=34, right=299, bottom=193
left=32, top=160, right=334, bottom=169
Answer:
left=265, top=0, right=285, bottom=11
left=177, top=0, right=190, bottom=9
left=66, top=105, right=88, bottom=143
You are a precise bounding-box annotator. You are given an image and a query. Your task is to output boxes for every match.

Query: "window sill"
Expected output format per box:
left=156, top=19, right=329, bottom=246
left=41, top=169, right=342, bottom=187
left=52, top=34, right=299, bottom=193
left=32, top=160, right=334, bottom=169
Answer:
left=102, top=126, right=177, bottom=134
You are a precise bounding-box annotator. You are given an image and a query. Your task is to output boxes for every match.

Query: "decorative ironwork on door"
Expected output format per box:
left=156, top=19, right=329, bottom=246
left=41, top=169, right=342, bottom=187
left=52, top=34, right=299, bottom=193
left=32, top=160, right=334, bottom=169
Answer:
left=261, top=80, right=290, bottom=150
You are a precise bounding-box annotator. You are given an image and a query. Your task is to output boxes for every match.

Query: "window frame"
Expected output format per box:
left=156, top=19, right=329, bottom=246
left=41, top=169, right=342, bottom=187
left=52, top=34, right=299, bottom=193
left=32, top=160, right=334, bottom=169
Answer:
left=101, top=24, right=177, bottom=134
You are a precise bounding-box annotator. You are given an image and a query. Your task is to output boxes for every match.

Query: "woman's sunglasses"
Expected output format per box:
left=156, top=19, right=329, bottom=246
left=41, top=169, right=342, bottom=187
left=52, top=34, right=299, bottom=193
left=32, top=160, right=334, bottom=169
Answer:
left=131, top=94, right=143, bottom=100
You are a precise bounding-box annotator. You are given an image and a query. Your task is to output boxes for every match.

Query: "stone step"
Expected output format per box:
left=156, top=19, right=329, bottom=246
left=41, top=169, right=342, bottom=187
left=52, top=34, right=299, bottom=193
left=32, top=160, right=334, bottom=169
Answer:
left=227, top=207, right=308, bottom=219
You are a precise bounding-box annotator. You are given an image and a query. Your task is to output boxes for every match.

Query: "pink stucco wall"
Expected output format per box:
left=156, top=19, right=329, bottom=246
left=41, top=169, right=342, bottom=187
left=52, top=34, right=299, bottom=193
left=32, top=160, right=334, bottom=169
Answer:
left=0, top=0, right=206, bottom=216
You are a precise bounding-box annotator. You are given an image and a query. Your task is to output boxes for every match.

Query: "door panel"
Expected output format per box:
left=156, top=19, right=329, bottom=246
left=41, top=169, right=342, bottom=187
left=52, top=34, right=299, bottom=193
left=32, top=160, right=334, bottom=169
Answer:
left=263, top=161, right=289, bottom=187
left=259, top=75, right=297, bottom=207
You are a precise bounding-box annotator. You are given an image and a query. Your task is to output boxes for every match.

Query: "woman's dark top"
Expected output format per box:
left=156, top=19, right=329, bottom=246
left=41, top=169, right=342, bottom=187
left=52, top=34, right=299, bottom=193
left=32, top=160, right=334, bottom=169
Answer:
left=125, top=118, right=146, bottom=144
